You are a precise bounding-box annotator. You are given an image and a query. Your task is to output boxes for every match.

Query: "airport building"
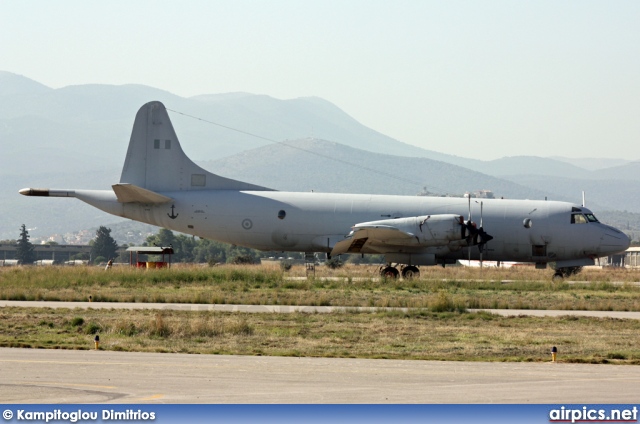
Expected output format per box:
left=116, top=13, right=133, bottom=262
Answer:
left=622, top=247, right=640, bottom=268
left=0, top=244, right=152, bottom=266
left=0, top=243, right=95, bottom=264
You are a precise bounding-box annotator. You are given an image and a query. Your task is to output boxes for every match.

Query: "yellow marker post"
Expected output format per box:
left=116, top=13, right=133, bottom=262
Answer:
left=94, top=335, right=100, bottom=350
left=551, top=346, right=557, bottom=362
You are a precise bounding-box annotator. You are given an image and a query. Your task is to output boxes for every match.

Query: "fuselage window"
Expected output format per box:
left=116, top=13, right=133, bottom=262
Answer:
left=571, top=213, right=588, bottom=224
left=585, top=213, right=599, bottom=223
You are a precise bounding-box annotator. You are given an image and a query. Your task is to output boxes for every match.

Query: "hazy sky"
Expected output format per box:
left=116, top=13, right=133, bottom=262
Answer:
left=2, top=1, right=639, bottom=160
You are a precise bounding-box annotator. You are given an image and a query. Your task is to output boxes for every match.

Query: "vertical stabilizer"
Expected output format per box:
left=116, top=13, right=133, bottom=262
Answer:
left=120, top=101, right=272, bottom=192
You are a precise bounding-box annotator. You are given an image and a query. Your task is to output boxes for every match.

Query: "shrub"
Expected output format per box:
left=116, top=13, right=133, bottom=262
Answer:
left=325, top=258, right=344, bottom=269
left=150, top=313, right=171, bottom=337
left=71, top=317, right=85, bottom=327
left=230, top=255, right=256, bottom=265
left=84, top=322, right=101, bottom=334
left=280, top=261, right=293, bottom=272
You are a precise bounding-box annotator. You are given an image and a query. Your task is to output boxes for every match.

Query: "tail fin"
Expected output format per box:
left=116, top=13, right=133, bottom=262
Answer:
left=120, top=101, right=272, bottom=192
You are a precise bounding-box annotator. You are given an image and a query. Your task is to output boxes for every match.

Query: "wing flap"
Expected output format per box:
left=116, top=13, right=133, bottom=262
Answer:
left=112, top=183, right=172, bottom=204
left=331, top=225, right=418, bottom=256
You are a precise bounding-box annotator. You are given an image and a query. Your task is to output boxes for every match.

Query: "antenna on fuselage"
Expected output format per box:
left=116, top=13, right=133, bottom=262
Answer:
left=582, top=191, right=586, bottom=207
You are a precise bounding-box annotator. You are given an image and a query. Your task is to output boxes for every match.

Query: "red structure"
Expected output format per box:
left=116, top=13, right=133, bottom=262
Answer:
left=126, top=246, right=174, bottom=268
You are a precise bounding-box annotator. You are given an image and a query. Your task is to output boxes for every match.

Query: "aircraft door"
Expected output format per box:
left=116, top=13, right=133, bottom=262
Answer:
left=527, top=204, right=551, bottom=262
left=502, top=203, right=550, bottom=262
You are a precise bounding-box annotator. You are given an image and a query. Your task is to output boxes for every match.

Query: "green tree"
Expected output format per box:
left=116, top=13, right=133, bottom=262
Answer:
left=145, top=228, right=176, bottom=248
left=174, top=234, right=197, bottom=263
left=91, top=226, right=118, bottom=264
left=192, top=238, right=227, bottom=264
left=226, top=245, right=260, bottom=264
left=143, top=228, right=266, bottom=264
left=16, top=224, right=35, bottom=265
left=145, top=228, right=182, bottom=261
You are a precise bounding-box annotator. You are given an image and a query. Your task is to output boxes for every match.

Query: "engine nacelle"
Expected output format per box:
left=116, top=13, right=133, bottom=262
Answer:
left=356, top=214, right=464, bottom=246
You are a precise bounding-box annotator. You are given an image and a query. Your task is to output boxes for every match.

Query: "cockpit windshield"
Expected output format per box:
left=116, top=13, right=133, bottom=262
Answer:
left=571, top=213, right=588, bottom=224
left=585, top=213, right=599, bottom=222
left=571, top=213, right=600, bottom=224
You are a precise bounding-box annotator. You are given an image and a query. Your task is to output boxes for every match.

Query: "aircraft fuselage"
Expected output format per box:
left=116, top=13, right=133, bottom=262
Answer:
left=76, top=188, right=628, bottom=265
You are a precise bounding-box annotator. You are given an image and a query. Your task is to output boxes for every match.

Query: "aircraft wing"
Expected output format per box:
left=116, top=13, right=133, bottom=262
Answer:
left=331, top=225, right=419, bottom=256
left=112, top=183, right=172, bottom=204
left=330, top=213, right=472, bottom=257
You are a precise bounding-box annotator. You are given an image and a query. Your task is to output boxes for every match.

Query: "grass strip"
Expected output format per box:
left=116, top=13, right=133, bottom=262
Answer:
left=1, top=265, right=640, bottom=311
left=1, top=307, right=639, bottom=364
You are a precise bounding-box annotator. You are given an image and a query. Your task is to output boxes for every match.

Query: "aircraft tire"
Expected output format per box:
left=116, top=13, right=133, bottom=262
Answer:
left=401, top=265, right=420, bottom=279
left=553, top=266, right=582, bottom=280
left=380, top=266, right=399, bottom=279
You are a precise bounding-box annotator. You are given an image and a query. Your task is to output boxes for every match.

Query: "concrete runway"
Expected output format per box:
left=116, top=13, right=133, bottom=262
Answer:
left=2, top=301, right=640, bottom=403
left=2, top=300, right=640, bottom=320
left=2, top=347, right=640, bottom=404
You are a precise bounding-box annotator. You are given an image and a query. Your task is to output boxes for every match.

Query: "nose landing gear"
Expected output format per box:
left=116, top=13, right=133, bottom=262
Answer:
left=552, top=266, right=583, bottom=280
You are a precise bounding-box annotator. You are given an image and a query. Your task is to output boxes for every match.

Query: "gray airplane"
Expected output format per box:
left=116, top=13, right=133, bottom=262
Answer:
left=20, top=101, right=630, bottom=278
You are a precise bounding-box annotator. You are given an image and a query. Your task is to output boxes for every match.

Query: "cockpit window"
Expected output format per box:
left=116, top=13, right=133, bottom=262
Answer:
left=584, top=213, right=599, bottom=223
left=571, top=213, right=588, bottom=224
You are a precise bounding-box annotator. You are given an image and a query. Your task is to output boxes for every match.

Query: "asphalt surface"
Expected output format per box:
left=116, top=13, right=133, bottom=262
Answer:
left=2, top=348, right=640, bottom=404
left=2, top=301, right=640, bottom=403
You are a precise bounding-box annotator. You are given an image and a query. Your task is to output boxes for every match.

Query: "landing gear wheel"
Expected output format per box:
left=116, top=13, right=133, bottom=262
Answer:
left=552, top=266, right=582, bottom=281
left=380, top=266, right=399, bottom=279
left=401, top=265, right=420, bottom=279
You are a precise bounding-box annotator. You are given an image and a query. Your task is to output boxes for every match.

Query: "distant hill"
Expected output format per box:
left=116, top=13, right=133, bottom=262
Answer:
left=0, top=71, right=457, bottom=177
left=551, top=156, right=630, bottom=171
left=201, top=138, right=566, bottom=201
left=470, top=156, right=593, bottom=179
left=0, top=71, right=50, bottom=96
left=592, top=161, right=640, bottom=181
left=5, top=70, right=624, bottom=180
left=508, top=174, right=640, bottom=212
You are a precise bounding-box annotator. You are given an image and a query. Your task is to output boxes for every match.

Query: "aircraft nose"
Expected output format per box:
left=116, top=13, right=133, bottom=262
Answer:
left=600, top=226, right=630, bottom=255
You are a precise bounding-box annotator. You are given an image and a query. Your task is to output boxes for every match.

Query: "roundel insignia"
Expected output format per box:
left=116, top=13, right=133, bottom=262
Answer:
left=242, top=219, right=253, bottom=230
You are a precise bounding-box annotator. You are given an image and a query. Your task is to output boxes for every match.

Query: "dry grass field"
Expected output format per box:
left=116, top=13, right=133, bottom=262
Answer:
left=1, top=263, right=639, bottom=363
left=1, top=263, right=639, bottom=311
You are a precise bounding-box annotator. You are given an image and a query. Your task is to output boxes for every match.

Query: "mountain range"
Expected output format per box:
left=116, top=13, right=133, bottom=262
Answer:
left=1, top=70, right=638, bottom=243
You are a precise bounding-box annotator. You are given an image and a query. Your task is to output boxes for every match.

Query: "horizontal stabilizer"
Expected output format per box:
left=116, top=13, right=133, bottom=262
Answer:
left=112, top=183, right=172, bottom=204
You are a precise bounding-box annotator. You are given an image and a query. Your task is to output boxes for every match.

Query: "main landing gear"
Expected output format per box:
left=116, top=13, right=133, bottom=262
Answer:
left=380, top=265, right=399, bottom=278
left=379, top=264, right=420, bottom=279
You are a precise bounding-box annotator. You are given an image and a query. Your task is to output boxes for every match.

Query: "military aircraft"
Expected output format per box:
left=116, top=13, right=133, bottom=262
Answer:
left=20, top=101, right=630, bottom=278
